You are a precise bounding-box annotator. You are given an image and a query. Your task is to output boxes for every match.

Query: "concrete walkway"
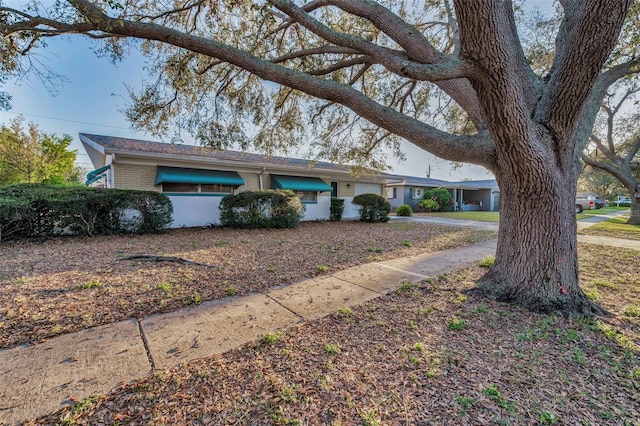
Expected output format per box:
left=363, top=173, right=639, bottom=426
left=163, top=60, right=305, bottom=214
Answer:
left=0, top=239, right=498, bottom=424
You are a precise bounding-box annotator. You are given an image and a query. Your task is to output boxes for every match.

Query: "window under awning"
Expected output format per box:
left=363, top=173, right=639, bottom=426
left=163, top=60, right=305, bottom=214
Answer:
left=270, top=174, right=332, bottom=192
left=155, top=167, right=245, bottom=186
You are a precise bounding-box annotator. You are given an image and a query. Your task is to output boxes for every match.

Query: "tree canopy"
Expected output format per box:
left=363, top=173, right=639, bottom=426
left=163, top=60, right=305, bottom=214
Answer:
left=2, top=0, right=639, bottom=315
left=1, top=0, right=632, bottom=171
left=0, top=117, right=82, bottom=186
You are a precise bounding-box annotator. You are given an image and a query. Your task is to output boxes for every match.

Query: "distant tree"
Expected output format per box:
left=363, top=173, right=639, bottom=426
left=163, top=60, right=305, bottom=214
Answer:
left=0, top=117, right=81, bottom=186
left=581, top=89, right=640, bottom=224
left=578, top=165, right=624, bottom=200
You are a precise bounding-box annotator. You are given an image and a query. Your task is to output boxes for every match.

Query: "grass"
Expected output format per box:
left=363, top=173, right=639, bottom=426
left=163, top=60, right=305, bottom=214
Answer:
left=580, top=217, right=640, bottom=240
left=581, top=206, right=629, bottom=215
left=413, top=211, right=500, bottom=222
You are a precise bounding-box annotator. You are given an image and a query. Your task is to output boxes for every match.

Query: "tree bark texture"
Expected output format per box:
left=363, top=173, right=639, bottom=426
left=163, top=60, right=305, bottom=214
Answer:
left=454, top=0, right=628, bottom=315
left=629, top=198, right=640, bottom=225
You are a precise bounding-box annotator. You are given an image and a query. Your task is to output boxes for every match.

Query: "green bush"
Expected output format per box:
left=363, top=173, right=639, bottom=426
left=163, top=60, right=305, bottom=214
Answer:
left=352, top=193, right=390, bottom=222
left=219, top=190, right=305, bottom=229
left=421, top=188, right=452, bottom=212
left=618, top=202, right=631, bottom=207
left=396, top=204, right=413, bottom=216
left=0, top=184, right=173, bottom=241
left=330, top=198, right=345, bottom=221
left=418, top=198, right=440, bottom=212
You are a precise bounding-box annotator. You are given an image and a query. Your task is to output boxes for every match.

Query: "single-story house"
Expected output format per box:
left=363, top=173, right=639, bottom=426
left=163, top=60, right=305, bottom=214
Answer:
left=81, top=134, right=389, bottom=227
left=385, top=175, right=500, bottom=212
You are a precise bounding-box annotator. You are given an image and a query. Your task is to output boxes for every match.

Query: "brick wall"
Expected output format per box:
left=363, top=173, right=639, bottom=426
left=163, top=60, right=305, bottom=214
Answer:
left=237, top=172, right=260, bottom=192
left=113, top=163, right=159, bottom=192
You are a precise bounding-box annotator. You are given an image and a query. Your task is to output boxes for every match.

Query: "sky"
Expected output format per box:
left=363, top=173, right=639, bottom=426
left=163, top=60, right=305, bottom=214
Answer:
left=0, top=12, right=496, bottom=182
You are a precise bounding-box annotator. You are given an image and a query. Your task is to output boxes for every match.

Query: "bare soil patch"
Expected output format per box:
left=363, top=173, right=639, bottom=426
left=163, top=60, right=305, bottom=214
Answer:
left=26, top=243, right=640, bottom=425
left=0, top=221, right=494, bottom=349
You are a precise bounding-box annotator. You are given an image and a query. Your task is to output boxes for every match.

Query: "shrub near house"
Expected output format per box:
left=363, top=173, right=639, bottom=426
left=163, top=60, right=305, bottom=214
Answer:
left=352, top=193, right=391, bottom=222
left=0, top=184, right=172, bottom=241
left=219, top=190, right=305, bottom=229
left=396, top=204, right=413, bottom=216
left=419, top=188, right=453, bottom=212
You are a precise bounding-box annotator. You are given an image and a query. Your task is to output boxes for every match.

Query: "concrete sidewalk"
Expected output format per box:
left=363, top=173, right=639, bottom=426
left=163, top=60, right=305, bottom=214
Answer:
left=0, top=239, right=498, bottom=425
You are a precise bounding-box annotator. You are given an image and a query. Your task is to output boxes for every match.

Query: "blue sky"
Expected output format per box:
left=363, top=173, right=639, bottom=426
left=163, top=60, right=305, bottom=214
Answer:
left=0, top=26, right=494, bottom=181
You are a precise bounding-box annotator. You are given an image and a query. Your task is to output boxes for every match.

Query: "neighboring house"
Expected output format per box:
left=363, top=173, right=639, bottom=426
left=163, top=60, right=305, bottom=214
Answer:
left=81, top=134, right=387, bottom=227
left=385, top=176, right=500, bottom=212
left=384, top=175, right=451, bottom=211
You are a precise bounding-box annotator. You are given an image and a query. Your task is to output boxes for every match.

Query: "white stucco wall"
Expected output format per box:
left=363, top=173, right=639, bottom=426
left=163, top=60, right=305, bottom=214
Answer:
left=167, top=195, right=223, bottom=228
left=168, top=193, right=332, bottom=227
left=342, top=196, right=359, bottom=219
left=341, top=183, right=383, bottom=219
left=303, top=195, right=331, bottom=221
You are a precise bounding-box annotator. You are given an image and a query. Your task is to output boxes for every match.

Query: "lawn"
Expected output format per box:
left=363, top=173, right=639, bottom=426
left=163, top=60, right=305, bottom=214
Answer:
left=0, top=221, right=495, bottom=349
left=412, top=211, right=501, bottom=222
left=18, top=231, right=640, bottom=424
left=580, top=217, right=640, bottom=241
left=581, top=206, right=630, bottom=215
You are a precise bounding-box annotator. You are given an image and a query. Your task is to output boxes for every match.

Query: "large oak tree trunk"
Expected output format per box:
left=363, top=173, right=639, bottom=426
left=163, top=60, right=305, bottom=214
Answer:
left=473, top=166, right=605, bottom=316
left=628, top=196, right=640, bottom=225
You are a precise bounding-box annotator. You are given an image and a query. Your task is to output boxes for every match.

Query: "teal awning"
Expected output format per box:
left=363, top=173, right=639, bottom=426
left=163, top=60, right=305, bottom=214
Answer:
left=155, top=167, right=244, bottom=186
left=85, top=164, right=110, bottom=186
left=270, top=174, right=332, bottom=192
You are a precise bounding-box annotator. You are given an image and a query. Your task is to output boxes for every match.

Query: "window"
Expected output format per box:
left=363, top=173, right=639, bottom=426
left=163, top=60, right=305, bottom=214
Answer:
left=162, top=182, right=198, bottom=193
left=410, top=187, right=423, bottom=199
left=297, top=191, right=317, bottom=202
left=386, top=187, right=397, bottom=199
left=201, top=183, right=234, bottom=193
left=331, top=181, right=338, bottom=198
left=162, top=182, right=233, bottom=194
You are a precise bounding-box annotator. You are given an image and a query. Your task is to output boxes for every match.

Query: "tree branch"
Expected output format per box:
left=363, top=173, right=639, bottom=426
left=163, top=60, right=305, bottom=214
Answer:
left=624, top=136, right=640, bottom=164
left=269, top=0, right=474, bottom=82
left=536, top=0, right=630, bottom=136
left=307, top=56, right=369, bottom=76
left=271, top=46, right=359, bottom=63
left=57, top=0, right=495, bottom=168
left=327, top=0, right=485, bottom=130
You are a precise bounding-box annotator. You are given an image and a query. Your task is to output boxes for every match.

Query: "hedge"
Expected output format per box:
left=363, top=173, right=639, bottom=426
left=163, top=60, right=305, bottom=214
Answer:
left=421, top=188, right=452, bottom=212
left=352, top=193, right=390, bottom=222
left=0, top=184, right=172, bottom=241
left=219, top=190, right=305, bottom=229
left=330, top=198, right=345, bottom=221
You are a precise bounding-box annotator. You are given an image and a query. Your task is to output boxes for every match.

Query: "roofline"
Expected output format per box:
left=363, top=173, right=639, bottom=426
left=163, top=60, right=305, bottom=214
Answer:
left=80, top=134, right=389, bottom=179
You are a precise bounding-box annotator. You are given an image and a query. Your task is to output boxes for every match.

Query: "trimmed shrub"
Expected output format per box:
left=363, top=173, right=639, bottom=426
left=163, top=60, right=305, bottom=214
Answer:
left=421, top=188, right=452, bottom=212
left=330, top=198, right=345, bottom=221
left=418, top=198, right=440, bottom=212
left=0, top=184, right=173, bottom=241
left=396, top=204, right=413, bottom=216
left=352, top=193, right=391, bottom=223
left=219, top=190, right=305, bottom=229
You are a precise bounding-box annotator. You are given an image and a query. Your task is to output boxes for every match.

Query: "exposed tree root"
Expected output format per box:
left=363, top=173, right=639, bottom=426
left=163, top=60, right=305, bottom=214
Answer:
left=117, top=255, right=218, bottom=268
left=465, top=275, right=610, bottom=318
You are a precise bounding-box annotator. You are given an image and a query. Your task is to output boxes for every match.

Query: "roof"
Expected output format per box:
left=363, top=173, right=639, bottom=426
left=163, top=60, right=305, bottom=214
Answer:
left=447, top=179, right=499, bottom=190
left=80, top=133, right=497, bottom=189
left=80, top=133, right=366, bottom=174
left=385, top=174, right=451, bottom=186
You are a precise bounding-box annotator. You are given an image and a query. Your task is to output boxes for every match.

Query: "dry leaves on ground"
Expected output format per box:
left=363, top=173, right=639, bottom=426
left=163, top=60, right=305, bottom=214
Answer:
left=0, top=221, right=495, bottom=348
left=28, top=249, right=640, bottom=425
